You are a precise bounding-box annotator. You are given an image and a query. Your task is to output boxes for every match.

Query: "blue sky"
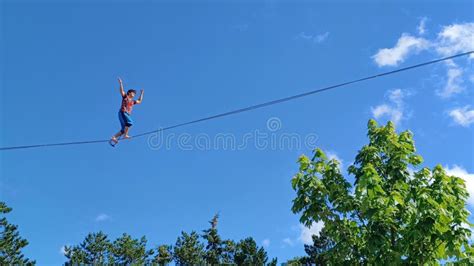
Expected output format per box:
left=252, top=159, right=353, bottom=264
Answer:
left=1, top=0, right=473, bottom=264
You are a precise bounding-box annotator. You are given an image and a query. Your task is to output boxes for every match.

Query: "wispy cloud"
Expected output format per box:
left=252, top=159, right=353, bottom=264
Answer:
left=282, top=237, right=294, bottom=246
left=262, top=239, right=270, bottom=248
left=60, top=245, right=67, bottom=255
left=444, top=165, right=474, bottom=206
left=326, top=150, right=344, bottom=170
left=372, top=34, right=430, bottom=67
left=436, top=23, right=474, bottom=59
left=371, top=89, right=410, bottom=126
left=95, top=213, right=111, bottom=222
left=298, top=221, right=324, bottom=245
left=434, top=23, right=474, bottom=98
left=373, top=22, right=473, bottom=100
left=282, top=221, right=325, bottom=248
left=373, top=22, right=474, bottom=67
left=448, top=106, right=474, bottom=127
left=417, top=17, right=428, bottom=35
left=437, top=64, right=465, bottom=98
left=297, top=32, right=330, bottom=44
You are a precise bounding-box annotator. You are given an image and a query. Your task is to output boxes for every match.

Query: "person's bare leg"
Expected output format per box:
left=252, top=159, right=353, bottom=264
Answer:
left=111, top=131, right=123, bottom=143
left=123, top=127, right=131, bottom=139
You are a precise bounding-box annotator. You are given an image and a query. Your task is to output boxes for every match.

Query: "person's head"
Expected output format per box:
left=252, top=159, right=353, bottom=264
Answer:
left=127, top=89, right=137, bottom=98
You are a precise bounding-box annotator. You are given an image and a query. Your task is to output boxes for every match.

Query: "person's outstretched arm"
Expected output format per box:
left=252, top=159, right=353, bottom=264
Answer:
left=118, top=78, right=126, bottom=97
left=136, top=89, right=144, bottom=104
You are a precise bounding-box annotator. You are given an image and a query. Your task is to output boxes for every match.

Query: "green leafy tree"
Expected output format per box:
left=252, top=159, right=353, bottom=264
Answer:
left=173, top=231, right=205, bottom=265
left=0, top=202, right=35, bottom=265
left=234, top=237, right=268, bottom=265
left=291, top=120, right=474, bottom=264
left=110, top=233, right=154, bottom=265
left=152, top=244, right=173, bottom=266
left=64, top=231, right=110, bottom=265
left=202, top=213, right=224, bottom=264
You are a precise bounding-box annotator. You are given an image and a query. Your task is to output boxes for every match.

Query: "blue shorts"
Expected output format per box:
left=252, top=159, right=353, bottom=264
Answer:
left=118, top=111, right=133, bottom=132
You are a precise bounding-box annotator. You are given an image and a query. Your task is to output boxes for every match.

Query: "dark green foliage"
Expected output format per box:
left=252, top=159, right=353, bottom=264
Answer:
left=234, top=237, right=268, bottom=265
left=0, top=202, right=35, bottom=265
left=62, top=215, right=275, bottom=266
left=284, top=228, right=333, bottom=266
left=291, top=120, right=474, bottom=264
left=153, top=245, right=173, bottom=266
left=64, top=232, right=153, bottom=265
left=303, top=227, right=333, bottom=265
left=202, top=214, right=224, bottom=265
left=173, top=231, right=205, bottom=265
left=268, top=257, right=278, bottom=266
left=221, top=239, right=236, bottom=264
left=64, top=231, right=110, bottom=265
left=110, top=233, right=154, bottom=265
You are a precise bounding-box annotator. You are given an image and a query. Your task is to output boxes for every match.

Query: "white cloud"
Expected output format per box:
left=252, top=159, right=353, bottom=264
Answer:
left=95, top=213, right=111, bottom=222
left=373, top=22, right=473, bottom=67
left=436, top=23, right=474, bottom=59
left=435, top=23, right=473, bottom=98
left=417, top=17, right=428, bottom=35
left=262, top=239, right=270, bottom=248
left=298, top=32, right=313, bottom=40
left=60, top=245, right=67, bottom=255
left=326, top=151, right=342, bottom=163
left=388, top=88, right=405, bottom=105
left=372, top=105, right=403, bottom=125
left=372, top=34, right=430, bottom=67
left=314, top=32, right=330, bottom=43
left=297, top=32, right=330, bottom=44
left=282, top=237, right=294, bottom=246
left=444, top=165, right=474, bottom=206
left=448, top=106, right=474, bottom=127
left=461, top=223, right=474, bottom=240
left=372, top=104, right=391, bottom=117
left=326, top=151, right=344, bottom=170
left=298, top=221, right=324, bottom=245
left=372, top=22, right=473, bottom=102
left=437, top=64, right=464, bottom=98
left=371, top=89, right=409, bottom=126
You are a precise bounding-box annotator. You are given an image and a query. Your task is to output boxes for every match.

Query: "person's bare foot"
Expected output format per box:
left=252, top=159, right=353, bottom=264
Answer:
left=124, top=135, right=131, bottom=139
left=110, top=136, right=118, bottom=143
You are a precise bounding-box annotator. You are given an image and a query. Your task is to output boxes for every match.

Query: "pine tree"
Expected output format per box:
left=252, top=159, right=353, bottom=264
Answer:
left=64, top=231, right=110, bottom=265
left=221, top=239, right=236, bottom=264
left=153, top=244, right=173, bottom=266
left=110, top=233, right=154, bottom=265
left=234, top=237, right=268, bottom=265
left=202, top=213, right=224, bottom=264
left=268, top=257, right=278, bottom=266
left=173, top=231, right=205, bottom=265
left=0, top=202, right=35, bottom=265
left=303, top=227, right=333, bottom=265
left=64, top=246, right=88, bottom=265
